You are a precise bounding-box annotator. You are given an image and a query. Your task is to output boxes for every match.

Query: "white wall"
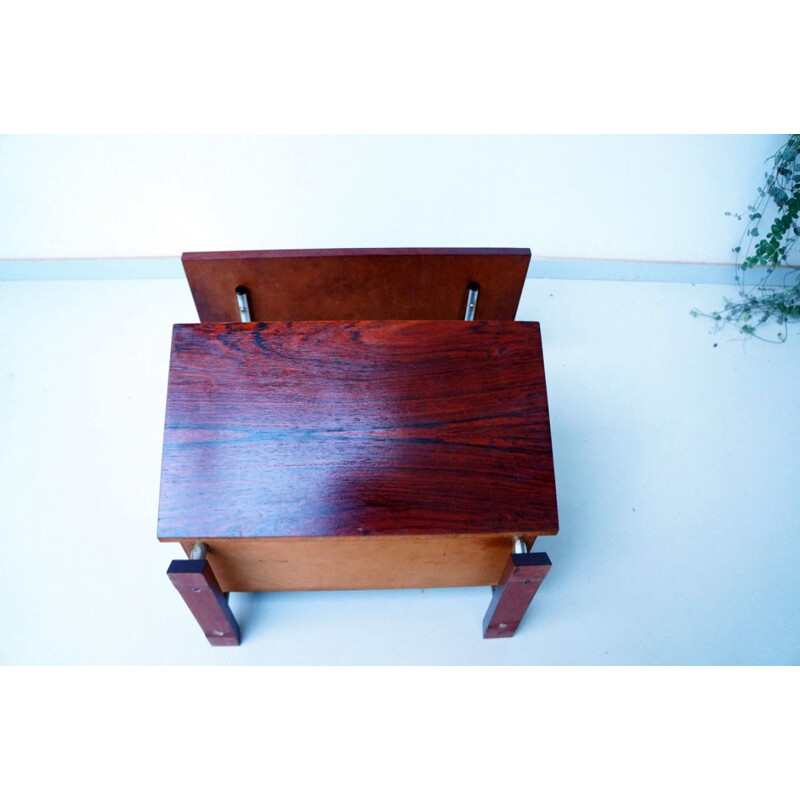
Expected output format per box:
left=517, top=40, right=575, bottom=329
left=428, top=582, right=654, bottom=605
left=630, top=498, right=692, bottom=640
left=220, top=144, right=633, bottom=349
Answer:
left=0, top=134, right=787, bottom=262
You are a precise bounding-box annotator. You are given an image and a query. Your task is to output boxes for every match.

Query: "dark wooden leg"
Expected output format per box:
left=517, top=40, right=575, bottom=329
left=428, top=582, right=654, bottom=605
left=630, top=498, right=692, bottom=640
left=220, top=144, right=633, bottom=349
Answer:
left=167, top=559, right=241, bottom=646
left=483, top=552, right=551, bottom=639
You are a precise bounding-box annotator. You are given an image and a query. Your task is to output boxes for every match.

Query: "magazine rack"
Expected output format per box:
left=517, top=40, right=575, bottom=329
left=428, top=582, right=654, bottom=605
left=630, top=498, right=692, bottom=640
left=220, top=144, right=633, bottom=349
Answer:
left=159, top=249, right=558, bottom=645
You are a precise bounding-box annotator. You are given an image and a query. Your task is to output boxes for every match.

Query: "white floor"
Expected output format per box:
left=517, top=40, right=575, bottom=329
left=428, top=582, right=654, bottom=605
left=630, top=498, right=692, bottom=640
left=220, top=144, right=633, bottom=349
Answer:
left=1, top=276, right=798, bottom=665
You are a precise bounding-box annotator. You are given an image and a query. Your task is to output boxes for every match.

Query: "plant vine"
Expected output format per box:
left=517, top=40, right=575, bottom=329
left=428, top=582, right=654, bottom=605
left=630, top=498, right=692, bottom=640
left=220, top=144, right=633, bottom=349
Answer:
left=692, top=134, right=800, bottom=342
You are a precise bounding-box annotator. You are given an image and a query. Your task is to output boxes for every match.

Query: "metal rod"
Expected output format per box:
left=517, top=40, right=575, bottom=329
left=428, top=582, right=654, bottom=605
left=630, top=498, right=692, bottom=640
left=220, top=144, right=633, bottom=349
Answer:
left=190, top=542, right=208, bottom=560
left=235, top=286, right=251, bottom=322
left=464, top=282, right=479, bottom=321
left=512, top=537, right=528, bottom=554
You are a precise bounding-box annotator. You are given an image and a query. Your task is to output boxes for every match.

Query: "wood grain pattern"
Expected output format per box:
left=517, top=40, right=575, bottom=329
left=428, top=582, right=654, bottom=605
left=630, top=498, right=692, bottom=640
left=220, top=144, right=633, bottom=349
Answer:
left=482, top=552, right=552, bottom=638
left=167, top=559, right=241, bottom=645
left=157, top=320, right=558, bottom=544
left=177, top=535, right=538, bottom=592
left=182, top=248, right=530, bottom=322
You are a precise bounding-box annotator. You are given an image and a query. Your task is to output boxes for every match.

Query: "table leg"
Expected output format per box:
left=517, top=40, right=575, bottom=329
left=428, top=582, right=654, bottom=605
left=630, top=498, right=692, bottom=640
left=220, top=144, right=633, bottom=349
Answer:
left=482, top=552, right=551, bottom=639
left=167, top=559, right=241, bottom=646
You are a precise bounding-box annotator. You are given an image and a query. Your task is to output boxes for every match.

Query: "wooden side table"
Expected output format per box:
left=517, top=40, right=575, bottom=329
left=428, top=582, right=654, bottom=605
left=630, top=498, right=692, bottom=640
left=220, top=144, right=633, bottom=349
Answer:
left=158, top=319, right=558, bottom=645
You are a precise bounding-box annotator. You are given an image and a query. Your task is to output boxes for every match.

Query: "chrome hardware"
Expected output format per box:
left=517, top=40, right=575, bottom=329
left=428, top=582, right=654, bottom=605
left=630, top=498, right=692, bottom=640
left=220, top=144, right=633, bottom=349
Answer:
left=235, top=286, right=251, bottom=322
left=190, top=542, right=208, bottom=560
left=464, top=282, right=479, bottom=321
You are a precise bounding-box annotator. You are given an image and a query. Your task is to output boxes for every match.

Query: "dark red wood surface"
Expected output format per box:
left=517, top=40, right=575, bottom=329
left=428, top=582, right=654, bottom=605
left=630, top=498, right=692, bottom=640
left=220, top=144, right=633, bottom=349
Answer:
left=482, top=552, right=552, bottom=638
left=167, top=559, right=241, bottom=645
left=157, top=321, right=558, bottom=541
left=182, top=248, right=530, bottom=321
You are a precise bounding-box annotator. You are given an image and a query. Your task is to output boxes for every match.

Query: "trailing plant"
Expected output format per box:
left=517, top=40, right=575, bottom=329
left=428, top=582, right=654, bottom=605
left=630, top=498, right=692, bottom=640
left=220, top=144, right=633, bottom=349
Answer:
left=692, top=134, right=800, bottom=341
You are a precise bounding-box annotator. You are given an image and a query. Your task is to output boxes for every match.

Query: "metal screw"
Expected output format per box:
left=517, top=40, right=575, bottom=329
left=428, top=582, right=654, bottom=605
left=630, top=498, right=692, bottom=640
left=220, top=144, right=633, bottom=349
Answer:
left=191, top=586, right=201, bottom=593
left=213, top=631, right=224, bottom=637
left=499, top=623, right=508, bottom=629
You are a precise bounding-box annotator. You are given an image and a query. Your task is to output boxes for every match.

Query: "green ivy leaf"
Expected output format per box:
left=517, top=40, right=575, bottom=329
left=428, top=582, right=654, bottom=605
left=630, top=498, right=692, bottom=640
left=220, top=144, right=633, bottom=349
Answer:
left=706, top=135, right=800, bottom=341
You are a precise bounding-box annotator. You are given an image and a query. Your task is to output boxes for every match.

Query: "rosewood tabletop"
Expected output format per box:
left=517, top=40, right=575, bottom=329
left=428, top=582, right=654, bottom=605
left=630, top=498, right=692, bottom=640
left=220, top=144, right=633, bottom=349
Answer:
left=157, top=320, right=558, bottom=544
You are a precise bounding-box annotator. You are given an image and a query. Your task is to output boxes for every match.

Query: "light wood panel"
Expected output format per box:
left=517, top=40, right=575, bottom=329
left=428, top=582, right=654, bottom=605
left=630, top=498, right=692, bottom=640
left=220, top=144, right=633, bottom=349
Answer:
left=178, top=535, right=539, bottom=592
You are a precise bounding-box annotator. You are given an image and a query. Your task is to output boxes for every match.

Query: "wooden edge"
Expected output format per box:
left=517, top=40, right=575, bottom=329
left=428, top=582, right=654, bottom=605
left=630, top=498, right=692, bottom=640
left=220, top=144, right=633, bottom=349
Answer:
left=157, top=531, right=558, bottom=544
left=166, top=320, right=544, bottom=335
left=167, top=559, right=241, bottom=646
left=182, top=247, right=532, bottom=262
left=482, top=552, right=552, bottom=639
